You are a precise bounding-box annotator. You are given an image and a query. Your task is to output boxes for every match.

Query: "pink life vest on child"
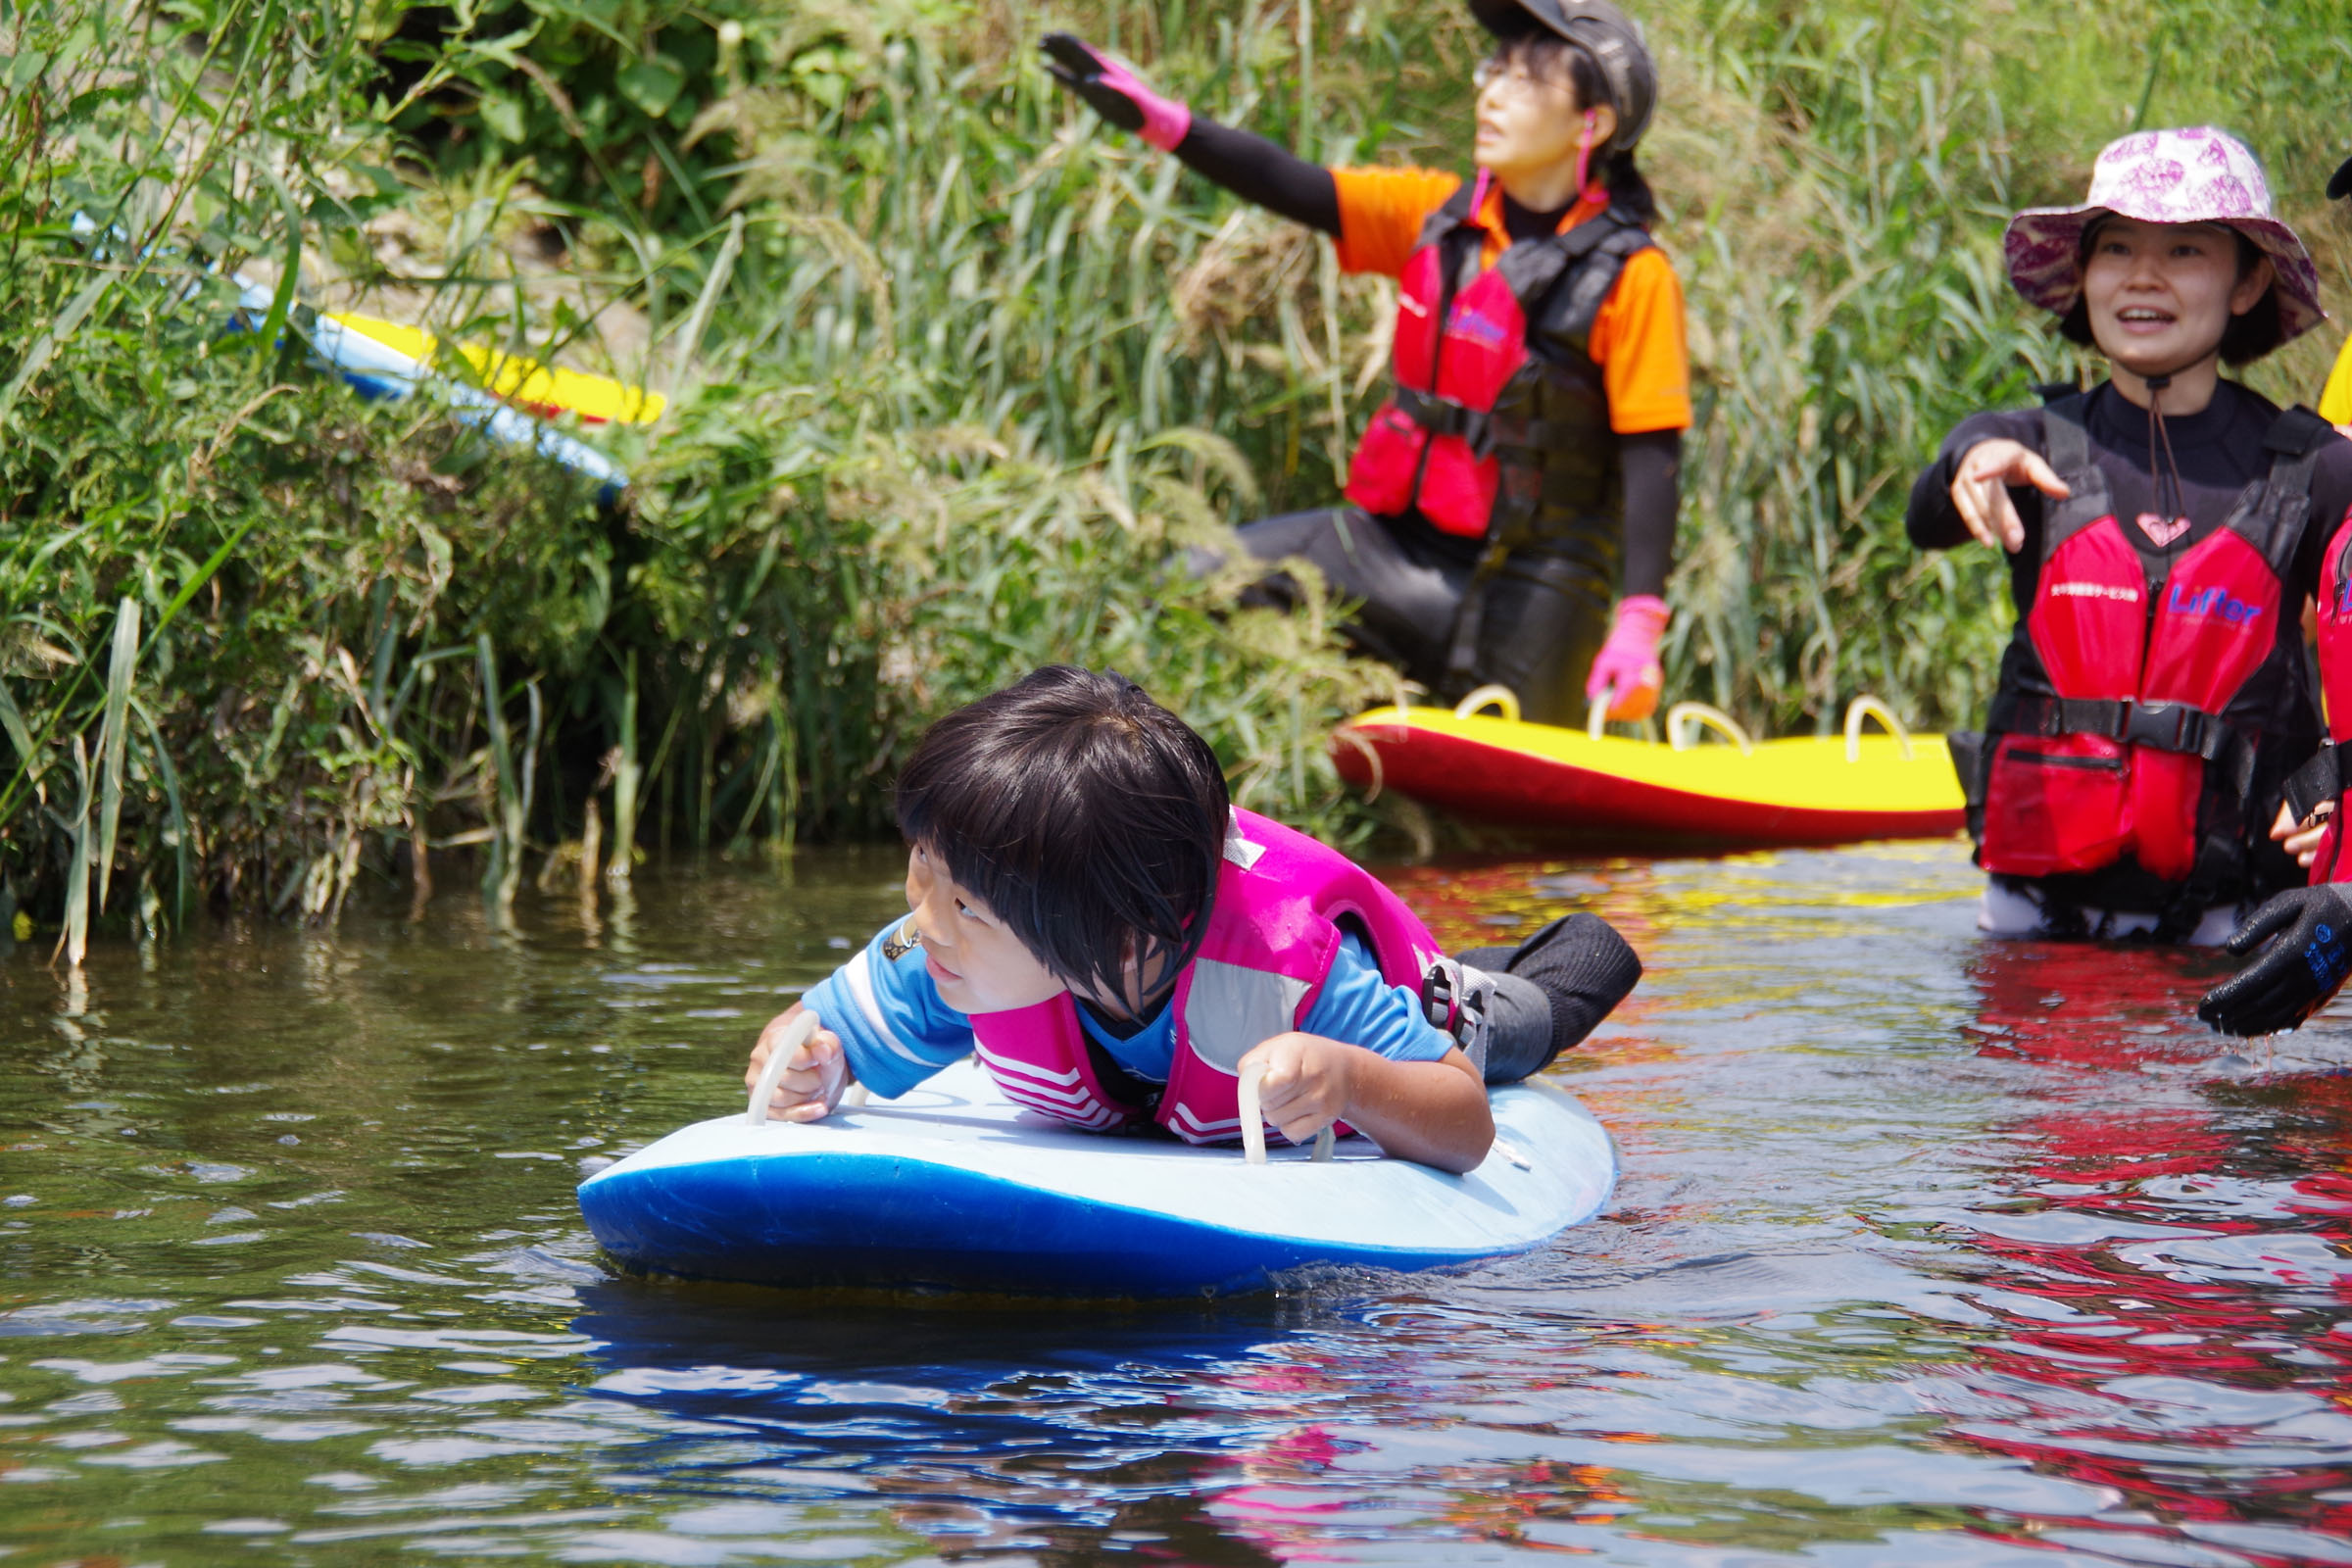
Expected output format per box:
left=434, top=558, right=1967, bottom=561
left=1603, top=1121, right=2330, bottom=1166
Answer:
left=966, top=808, right=1445, bottom=1146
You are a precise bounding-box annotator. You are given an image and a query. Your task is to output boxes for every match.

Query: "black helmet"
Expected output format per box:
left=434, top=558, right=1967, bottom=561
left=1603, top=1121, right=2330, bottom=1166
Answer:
left=1469, top=0, right=1657, bottom=153
left=2330, top=155, right=2352, bottom=201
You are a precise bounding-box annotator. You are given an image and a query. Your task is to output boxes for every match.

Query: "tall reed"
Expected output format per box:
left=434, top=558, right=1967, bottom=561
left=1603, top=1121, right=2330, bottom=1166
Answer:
left=4, top=0, right=2347, bottom=940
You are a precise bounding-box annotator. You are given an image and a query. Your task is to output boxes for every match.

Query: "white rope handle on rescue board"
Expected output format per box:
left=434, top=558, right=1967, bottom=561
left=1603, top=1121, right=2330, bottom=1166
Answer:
left=746, top=1009, right=820, bottom=1127
left=1236, top=1058, right=1335, bottom=1164
left=1842, top=694, right=1916, bottom=762
left=1452, top=684, right=1521, bottom=723
left=1585, top=685, right=1615, bottom=742
left=1666, top=701, right=1755, bottom=755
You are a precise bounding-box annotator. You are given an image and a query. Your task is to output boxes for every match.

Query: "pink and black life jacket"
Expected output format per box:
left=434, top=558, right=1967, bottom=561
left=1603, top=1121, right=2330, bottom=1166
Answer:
left=1343, top=173, right=1653, bottom=555
left=1977, top=393, right=2334, bottom=905
left=966, top=808, right=1444, bottom=1146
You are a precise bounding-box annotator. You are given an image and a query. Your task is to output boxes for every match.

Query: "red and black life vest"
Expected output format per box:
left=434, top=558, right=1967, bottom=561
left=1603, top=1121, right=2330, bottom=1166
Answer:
left=1978, top=394, right=2334, bottom=901
left=1344, top=173, right=1653, bottom=557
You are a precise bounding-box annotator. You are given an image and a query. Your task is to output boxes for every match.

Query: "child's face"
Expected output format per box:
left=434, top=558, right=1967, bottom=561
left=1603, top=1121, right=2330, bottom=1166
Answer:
left=904, top=845, right=1068, bottom=1015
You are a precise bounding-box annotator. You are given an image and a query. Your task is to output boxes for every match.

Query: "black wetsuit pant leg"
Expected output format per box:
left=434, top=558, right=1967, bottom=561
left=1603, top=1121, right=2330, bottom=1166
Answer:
left=1456, top=912, right=1642, bottom=1084
left=1232, top=507, right=1468, bottom=687
left=1471, top=548, right=1616, bottom=727
left=1229, top=507, right=1614, bottom=725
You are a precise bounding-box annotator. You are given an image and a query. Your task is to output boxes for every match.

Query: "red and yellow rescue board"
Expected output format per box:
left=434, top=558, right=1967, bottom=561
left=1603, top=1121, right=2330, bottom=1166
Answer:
left=1333, top=691, right=1968, bottom=850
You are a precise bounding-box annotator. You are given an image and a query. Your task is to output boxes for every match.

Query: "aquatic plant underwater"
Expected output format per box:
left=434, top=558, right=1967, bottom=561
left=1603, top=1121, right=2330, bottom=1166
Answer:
left=1, top=0, right=2346, bottom=944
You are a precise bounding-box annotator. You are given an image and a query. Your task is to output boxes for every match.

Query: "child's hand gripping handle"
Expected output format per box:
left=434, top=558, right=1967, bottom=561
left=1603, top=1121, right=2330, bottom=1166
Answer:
left=747, top=1010, right=845, bottom=1126
left=1236, top=1057, right=1335, bottom=1165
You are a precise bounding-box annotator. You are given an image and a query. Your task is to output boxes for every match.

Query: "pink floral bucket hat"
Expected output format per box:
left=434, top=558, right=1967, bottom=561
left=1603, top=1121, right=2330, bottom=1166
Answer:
left=2004, top=125, right=2326, bottom=345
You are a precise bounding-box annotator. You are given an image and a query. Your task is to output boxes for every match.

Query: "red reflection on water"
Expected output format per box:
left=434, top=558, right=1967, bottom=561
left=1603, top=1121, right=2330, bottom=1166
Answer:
left=1951, top=940, right=2352, bottom=1552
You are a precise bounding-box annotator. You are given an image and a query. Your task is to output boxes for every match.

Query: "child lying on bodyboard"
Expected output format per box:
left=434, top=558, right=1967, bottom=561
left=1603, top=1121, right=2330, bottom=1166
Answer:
left=745, top=666, right=1640, bottom=1170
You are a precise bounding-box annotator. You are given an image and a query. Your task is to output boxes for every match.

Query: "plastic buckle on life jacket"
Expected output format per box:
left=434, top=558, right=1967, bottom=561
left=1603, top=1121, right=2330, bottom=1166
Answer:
left=1393, top=385, right=1506, bottom=462
left=1419, top=956, right=1464, bottom=1037
left=2286, top=743, right=2344, bottom=826
left=2122, top=701, right=2195, bottom=755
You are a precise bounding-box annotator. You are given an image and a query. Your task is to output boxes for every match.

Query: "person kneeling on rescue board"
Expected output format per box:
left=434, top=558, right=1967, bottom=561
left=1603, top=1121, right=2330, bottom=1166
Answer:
left=1040, top=0, right=1690, bottom=726
left=742, top=666, right=1642, bottom=1172
left=1905, top=126, right=2352, bottom=946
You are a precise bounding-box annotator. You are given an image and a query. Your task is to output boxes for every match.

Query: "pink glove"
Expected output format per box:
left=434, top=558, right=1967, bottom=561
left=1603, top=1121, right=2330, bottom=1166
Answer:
left=1042, top=32, right=1192, bottom=152
left=1585, top=596, right=1669, bottom=722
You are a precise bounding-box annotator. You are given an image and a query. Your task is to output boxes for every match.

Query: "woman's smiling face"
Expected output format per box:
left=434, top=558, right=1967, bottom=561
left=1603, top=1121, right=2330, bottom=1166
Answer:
left=903, top=844, right=1067, bottom=1016
left=2081, top=217, right=2274, bottom=376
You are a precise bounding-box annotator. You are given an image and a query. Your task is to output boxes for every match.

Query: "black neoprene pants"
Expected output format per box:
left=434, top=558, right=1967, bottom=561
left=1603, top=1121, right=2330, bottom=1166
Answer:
left=1232, top=506, right=1616, bottom=727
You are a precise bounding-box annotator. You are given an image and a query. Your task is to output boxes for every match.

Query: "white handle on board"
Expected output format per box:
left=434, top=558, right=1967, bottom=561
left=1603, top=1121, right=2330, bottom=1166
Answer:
left=1665, top=701, right=1755, bottom=755
left=746, top=1010, right=821, bottom=1127
left=1452, top=684, right=1521, bottom=723
left=1236, top=1058, right=1335, bottom=1164
left=1586, top=685, right=1616, bottom=741
left=1842, top=694, right=1915, bottom=761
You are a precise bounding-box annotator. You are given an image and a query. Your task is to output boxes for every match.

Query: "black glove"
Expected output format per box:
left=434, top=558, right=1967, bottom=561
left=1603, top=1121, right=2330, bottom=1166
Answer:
left=1040, top=32, right=1149, bottom=136
left=2196, top=886, right=2352, bottom=1037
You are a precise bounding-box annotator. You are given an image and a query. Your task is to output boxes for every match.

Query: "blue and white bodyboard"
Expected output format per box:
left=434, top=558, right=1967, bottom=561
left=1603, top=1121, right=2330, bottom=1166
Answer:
left=579, top=1057, right=1616, bottom=1298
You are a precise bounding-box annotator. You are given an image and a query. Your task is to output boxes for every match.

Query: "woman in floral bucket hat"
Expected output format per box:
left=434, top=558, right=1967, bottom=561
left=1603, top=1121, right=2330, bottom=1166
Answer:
left=1903, top=128, right=2352, bottom=990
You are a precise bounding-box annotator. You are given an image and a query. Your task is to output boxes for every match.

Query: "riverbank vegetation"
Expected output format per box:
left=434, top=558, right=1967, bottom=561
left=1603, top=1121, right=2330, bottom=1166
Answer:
left=3, top=0, right=2347, bottom=942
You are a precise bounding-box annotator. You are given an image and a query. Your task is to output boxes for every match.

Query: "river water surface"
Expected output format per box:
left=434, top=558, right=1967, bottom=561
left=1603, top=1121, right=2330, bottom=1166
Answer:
left=6, top=840, right=2352, bottom=1566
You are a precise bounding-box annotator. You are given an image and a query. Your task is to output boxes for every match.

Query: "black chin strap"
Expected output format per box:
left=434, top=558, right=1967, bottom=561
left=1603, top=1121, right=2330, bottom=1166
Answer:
left=2132, top=339, right=2217, bottom=553
left=2145, top=372, right=2185, bottom=550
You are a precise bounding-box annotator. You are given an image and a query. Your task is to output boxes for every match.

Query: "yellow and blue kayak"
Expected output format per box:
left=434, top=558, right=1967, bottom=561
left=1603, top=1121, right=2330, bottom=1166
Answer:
left=324, top=314, right=665, bottom=426
left=1333, top=691, right=1968, bottom=850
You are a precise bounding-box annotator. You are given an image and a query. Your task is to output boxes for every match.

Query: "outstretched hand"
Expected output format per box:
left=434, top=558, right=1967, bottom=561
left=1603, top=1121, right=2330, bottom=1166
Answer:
left=2196, top=886, right=2352, bottom=1038
left=1949, top=438, right=2070, bottom=555
left=1039, top=32, right=1191, bottom=151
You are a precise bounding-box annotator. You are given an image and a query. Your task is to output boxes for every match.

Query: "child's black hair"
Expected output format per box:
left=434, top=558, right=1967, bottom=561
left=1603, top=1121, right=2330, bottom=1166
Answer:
left=894, top=666, right=1230, bottom=1007
left=1490, top=30, right=1657, bottom=224
left=2057, top=223, right=2285, bottom=368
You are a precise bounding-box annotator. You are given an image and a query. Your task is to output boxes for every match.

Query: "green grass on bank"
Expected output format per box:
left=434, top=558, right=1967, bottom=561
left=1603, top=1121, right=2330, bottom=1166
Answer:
left=2, top=0, right=2348, bottom=941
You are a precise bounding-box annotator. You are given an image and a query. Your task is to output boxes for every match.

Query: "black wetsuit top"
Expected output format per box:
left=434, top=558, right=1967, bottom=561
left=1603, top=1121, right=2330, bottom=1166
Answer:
left=1906, top=380, right=2352, bottom=609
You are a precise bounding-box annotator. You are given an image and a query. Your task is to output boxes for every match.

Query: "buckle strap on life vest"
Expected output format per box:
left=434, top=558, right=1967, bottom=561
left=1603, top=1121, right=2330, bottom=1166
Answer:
left=1393, top=385, right=1488, bottom=452
left=1988, top=693, right=2244, bottom=761
left=1393, top=386, right=1566, bottom=462
left=2285, top=742, right=2343, bottom=826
